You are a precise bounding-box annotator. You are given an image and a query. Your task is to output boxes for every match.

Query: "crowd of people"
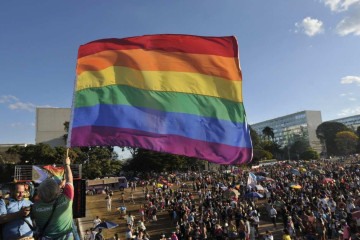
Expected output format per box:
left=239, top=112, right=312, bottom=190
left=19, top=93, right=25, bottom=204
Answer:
left=87, top=158, right=359, bottom=240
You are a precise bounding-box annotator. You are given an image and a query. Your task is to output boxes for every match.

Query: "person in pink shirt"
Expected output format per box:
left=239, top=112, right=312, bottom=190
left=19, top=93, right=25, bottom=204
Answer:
left=339, top=219, right=351, bottom=240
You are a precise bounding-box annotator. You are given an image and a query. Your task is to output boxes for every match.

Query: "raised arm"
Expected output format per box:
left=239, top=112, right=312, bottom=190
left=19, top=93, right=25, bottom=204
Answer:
left=64, top=156, right=73, bottom=184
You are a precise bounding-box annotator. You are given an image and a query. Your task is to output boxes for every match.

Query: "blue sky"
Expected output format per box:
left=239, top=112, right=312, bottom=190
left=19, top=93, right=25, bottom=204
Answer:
left=1, top=0, right=359, bottom=148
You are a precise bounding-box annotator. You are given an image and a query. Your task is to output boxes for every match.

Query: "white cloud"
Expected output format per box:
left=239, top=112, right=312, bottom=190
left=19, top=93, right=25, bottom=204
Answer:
left=8, top=102, right=36, bottom=112
left=348, top=97, right=357, bottom=101
left=338, top=106, right=360, bottom=116
left=340, top=75, right=360, bottom=85
left=0, top=94, right=54, bottom=112
left=323, top=0, right=360, bottom=12
left=295, top=17, right=324, bottom=36
left=10, top=122, right=24, bottom=128
left=0, top=95, right=19, bottom=103
left=335, top=6, right=360, bottom=36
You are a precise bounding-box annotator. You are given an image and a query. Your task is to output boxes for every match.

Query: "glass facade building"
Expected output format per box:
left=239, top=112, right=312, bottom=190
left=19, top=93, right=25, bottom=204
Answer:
left=329, top=114, right=360, bottom=130
left=251, top=110, right=323, bottom=153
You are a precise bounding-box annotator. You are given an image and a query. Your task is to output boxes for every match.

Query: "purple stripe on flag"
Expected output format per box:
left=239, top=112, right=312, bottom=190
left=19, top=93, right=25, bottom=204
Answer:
left=71, top=126, right=252, bottom=165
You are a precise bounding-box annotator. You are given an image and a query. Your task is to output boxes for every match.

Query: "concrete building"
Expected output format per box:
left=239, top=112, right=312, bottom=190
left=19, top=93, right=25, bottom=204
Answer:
left=251, top=110, right=323, bottom=153
left=330, top=114, right=360, bottom=130
left=35, top=108, right=71, bottom=147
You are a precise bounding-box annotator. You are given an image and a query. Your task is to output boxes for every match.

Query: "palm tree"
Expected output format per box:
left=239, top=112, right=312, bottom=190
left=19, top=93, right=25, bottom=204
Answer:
left=262, top=126, right=274, bottom=141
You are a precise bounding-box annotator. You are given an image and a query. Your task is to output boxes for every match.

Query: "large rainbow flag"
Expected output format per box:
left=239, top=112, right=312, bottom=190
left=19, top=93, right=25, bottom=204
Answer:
left=68, top=34, right=252, bottom=164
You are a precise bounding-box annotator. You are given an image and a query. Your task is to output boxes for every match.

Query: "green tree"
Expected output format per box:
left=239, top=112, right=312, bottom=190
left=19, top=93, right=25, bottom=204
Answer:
left=262, top=126, right=274, bottom=141
left=81, top=146, right=120, bottom=179
left=6, top=143, right=121, bottom=179
left=123, top=148, right=203, bottom=173
left=356, top=126, right=360, bottom=153
left=290, top=139, right=310, bottom=160
left=7, top=143, right=57, bottom=165
left=300, top=148, right=319, bottom=160
left=335, top=131, right=359, bottom=156
left=316, top=121, right=350, bottom=156
left=253, top=149, right=273, bottom=161
left=250, top=126, right=261, bottom=147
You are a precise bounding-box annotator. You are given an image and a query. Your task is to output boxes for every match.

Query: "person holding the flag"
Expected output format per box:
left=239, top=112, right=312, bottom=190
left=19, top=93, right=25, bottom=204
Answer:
left=32, top=155, right=74, bottom=240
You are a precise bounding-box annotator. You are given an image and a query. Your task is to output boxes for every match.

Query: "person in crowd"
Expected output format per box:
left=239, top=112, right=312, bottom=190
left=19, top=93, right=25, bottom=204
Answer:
left=83, top=229, right=91, bottom=240
left=125, top=223, right=133, bottom=240
left=159, top=233, right=167, bottom=240
left=0, top=182, right=33, bottom=239
left=106, top=193, right=112, bottom=212
left=126, top=212, right=135, bottom=227
left=269, top=205, right=277, bottom=227
left=339, top=219, right=351, bottom=240
left=93, top=216, right=102, bottom=228
left=282, top=228, right=291, bottom=240
left=112, top=233, right=120, bottom=240
left=263, top=230, right=274, bottom=240
left=32, top=156, right=74, bottom=239
left=90, top=227, right=97, bottom=240
left=94, top=228, right=104, bottom=240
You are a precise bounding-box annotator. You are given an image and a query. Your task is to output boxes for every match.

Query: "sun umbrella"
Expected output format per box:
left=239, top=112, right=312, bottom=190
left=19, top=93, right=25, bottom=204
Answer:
left=322, top=178, right=335, bottom=184
left=244, top=192, right=263, bottom=199
left=255, top=175, right=266, bottom=181
left=290, top=169, right=301, bottom=176
left=221, top=186, right=228, bottom=191
left=95, top=221, right=119, bottom=229
left=263, top=177, right=275, bottom=182
left=290, top=184, right=302, bottom=189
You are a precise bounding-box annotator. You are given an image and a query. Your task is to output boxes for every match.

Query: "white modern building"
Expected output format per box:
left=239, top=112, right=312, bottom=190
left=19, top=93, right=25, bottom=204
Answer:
left=35, top=108, right=71, bottom=147
left=251, top=110, right=323, bottom=153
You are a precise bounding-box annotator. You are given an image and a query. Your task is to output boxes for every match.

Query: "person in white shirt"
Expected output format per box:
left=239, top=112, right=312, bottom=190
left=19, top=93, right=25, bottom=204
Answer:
left=106, top=194, right=112, bottom=211
left=126, top=212, right=135, bottom=227
left=269, top=205, right=277, bottom=227
left=93, top=216, right=102, bottom=228
left=263, top=230, right=274, bottom=240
